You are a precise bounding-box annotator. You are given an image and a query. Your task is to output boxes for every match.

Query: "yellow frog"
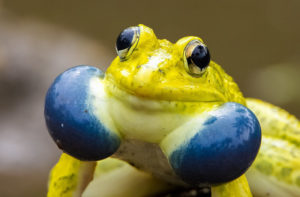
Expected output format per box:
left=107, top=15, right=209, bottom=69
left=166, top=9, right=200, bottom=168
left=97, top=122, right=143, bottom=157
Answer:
left=44, top=24, right=300, bottom=197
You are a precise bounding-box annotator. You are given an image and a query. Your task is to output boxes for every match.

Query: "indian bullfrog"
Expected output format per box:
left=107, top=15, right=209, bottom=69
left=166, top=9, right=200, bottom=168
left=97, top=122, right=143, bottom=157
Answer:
left=44, top=24, right=300, bottom=197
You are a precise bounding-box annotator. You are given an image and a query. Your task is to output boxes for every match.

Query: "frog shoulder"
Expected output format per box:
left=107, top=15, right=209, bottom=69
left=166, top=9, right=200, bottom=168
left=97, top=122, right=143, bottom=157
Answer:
left=246, top=98, right=300, bottom=146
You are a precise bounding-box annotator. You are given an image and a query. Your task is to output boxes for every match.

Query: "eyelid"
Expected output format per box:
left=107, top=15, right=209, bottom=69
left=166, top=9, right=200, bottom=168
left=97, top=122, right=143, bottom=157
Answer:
left=185, top=40, right=203, bottom=63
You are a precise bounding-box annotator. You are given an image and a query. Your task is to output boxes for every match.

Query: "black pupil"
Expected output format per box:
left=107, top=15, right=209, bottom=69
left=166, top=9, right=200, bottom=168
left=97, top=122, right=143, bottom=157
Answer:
left=190, top=44, right=210, bottom=70
left=116, top=28, right=135, bottom=51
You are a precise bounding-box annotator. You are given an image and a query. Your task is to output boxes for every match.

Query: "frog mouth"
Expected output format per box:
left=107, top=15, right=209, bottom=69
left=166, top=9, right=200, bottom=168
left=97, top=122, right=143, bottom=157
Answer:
left=104, top=79, right=224, bottom=112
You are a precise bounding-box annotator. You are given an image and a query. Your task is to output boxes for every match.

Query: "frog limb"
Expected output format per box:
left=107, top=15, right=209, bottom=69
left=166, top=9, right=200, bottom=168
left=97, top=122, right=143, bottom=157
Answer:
left=211, top=175, right=252, bottom=197
left=48, top=154, right=173, bottom=197
left=83, top=158, right=174, bottom=197
left=246, top=98, right=300, bottom=197
left=47, top=153, right=96, bottom=197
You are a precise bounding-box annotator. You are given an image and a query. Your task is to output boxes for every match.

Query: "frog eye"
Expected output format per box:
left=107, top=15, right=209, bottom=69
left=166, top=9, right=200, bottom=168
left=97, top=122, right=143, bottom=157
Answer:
left=116, top=26, right=140, bottom=61
left=184, top=40, right=210, bottom=76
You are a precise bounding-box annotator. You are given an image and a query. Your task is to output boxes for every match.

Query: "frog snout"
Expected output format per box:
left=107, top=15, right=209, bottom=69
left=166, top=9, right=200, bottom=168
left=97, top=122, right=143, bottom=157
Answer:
left=166, top=102, right=262, bottom=185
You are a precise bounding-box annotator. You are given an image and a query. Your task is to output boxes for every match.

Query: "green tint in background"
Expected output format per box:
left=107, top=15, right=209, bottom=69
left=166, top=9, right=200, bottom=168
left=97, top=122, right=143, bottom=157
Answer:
left=0, top=0, right=299, bottom=196
left=6, top=0, right=300, bottom=109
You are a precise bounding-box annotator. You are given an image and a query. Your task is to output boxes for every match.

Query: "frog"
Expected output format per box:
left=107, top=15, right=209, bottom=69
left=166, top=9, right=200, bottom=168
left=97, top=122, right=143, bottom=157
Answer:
left=44, top=24, right=300, bottom=197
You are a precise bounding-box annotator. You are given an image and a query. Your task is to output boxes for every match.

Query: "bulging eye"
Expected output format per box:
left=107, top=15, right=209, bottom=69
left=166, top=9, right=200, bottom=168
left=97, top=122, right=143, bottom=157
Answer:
left=116, top=26, right=140, bottom=61
left=184, top=40, right=210, bottom=76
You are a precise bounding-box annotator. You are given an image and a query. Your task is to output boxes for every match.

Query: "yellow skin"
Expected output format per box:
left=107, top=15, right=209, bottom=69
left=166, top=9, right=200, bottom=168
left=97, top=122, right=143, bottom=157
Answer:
left=47, top=25, right=300, bottom=197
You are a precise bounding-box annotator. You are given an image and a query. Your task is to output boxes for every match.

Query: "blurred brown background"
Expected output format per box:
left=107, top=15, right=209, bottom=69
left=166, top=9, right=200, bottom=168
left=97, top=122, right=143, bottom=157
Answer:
left=0, top=0, right=299, bottom=196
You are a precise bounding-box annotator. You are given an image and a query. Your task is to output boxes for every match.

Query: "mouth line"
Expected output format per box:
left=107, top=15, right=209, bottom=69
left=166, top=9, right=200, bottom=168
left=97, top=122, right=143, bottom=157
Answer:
left=105, top=81, right=224, bottom=113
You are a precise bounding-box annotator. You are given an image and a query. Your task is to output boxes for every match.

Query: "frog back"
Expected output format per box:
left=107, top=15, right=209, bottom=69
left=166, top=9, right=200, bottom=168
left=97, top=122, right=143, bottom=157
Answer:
left=246, top=98, right=300, bottom=197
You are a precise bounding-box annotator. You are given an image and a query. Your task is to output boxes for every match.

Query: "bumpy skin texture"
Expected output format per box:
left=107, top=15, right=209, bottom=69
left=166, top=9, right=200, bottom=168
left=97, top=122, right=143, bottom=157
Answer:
left=45, top=24, right=300, bottom=197
left=47, top=154, right=96, bottom=197
left=246, top=99, right=300, bottom=197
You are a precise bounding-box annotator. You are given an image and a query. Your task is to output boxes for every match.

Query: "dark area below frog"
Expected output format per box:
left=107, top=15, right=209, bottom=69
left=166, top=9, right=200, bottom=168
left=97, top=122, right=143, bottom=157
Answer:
left=158, top=187, right=211, bottom=197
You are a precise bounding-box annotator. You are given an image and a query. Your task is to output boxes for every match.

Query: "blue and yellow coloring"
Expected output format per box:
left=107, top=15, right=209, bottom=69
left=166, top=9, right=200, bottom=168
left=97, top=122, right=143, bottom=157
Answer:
left=45, top=24, right=300, bottom=197
left=45, top=66, right=121, bottom=160
left=164, top=102, right=261, bottom=185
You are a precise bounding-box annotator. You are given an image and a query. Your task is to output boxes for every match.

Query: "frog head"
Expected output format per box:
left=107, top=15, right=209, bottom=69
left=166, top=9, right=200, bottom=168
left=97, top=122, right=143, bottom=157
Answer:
left=105, top=24, right=245, bottom=107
